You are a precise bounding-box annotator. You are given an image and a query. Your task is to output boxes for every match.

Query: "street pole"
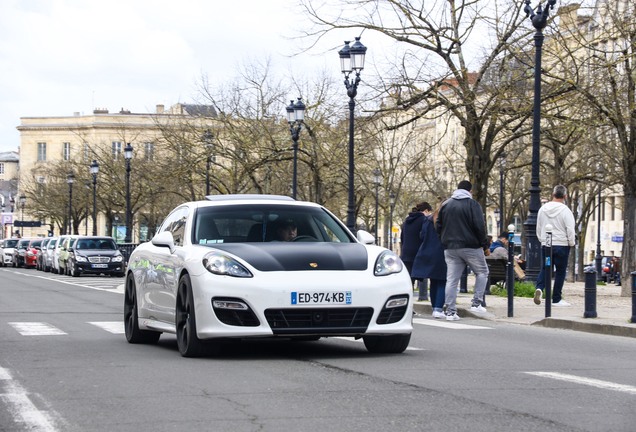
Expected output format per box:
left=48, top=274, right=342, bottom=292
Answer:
left=499, top=154, right=506, bottom=234
left=339, top=37, right=367, bottom=233
left=286, top=98, right=305, bottom=200
left=389, top=192, right=395, bottom=251
left=90, top=160, right=99, bottom=235
left=595, top=185, right=603, bottom=281
left=124, top=143, right=133, bottom=243
left=66, top=173, right=74, bottom=235
left=19, top=195, right=26, bottom=237
left=522, top=0, right=557, bottom=282
left=201, top=129, right=214, bottom=197
left=373, top=168, right=381, bottom=245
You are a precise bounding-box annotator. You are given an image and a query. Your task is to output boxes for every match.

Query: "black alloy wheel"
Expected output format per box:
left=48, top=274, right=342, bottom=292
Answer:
left=175, top=274, right=205, bottom=357
left=124, top=272, right=161, bottom=344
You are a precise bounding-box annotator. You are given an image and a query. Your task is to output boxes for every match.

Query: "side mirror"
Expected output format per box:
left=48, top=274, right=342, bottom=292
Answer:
left=151, top=231, right=176, bottom=254
left=356, top=230, right=376, bottom=245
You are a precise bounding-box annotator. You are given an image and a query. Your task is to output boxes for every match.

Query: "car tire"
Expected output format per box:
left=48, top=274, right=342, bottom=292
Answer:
left=362, top=333, right=411, bottom=354
left=124, top=273, right=161, bottom=344
left=70, top=262, right=79, bottom=277
left=175, top=274, right=205, bottom=358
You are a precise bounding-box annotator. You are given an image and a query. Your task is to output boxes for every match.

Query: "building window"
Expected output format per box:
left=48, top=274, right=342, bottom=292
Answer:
left=37, top=142, right=47, bottom=161
left=0, top=163, right=4, bottom=175
left=83, top=142, right=90, bottom=162
left=112, top=141, right=122, bottom=160
left=63, top=142, right=71, bottom=161
left=610, top=197, right=615, bottom=220
left=144, top=142, right=154, bottom=161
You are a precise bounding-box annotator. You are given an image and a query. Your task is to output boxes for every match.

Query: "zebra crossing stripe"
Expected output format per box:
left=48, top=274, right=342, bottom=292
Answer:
left=88, top=321, right=124, bottom=334
left=8, top=322, right=67, bottom=336
left=413, top=318, right=493, bottom=330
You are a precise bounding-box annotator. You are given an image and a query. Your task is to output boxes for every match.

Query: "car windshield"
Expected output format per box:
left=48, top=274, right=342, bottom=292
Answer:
left=4, top=239, right=18, bottom=248
left=76, top=238, right=117, bottom=250
left=192, top=204, right=353, bottom=245
left=17, top=240, right=30, bottom=249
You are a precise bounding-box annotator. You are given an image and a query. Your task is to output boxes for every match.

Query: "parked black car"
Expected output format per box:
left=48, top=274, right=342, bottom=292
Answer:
left=66, top=236, right=125, bottom=277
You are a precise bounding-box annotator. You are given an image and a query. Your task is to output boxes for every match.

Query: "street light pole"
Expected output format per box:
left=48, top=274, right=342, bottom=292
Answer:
left=66, top=173, right=74, bottom=235
left=389, top=192, right=396, bottom=251
left=373, top=168, right=381, bottom=245
left=124, top=143, right=133, bottom=243
left=522, top=0, right=556, bottom=282
left=499, top=153, right=506, bottom=234
left=90, top=160, right=99, bottom=235
left=201, top=129, right=214, bottom=197
left=339, top=37, right=367, bottom=233
left=595, top=166, right=603, bottom=281
left=286, top=98, right=306, bottom=200
left=19, top=194, right=26, bottom=237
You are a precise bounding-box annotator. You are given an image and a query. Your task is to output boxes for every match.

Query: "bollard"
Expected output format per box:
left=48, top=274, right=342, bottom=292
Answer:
left=544, top=224, right=553, bottom=318
left=584, top=268, right=597, bottom=318
left=506, top=224, right=515, bottom=317
left=631, top=271, right=636, bottom=324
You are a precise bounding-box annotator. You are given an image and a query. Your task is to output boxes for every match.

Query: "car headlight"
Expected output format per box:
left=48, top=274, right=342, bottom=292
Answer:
left=374, top=250, right=403, bottom=276
left=112, top=255, right=123, bottom=263
left=203, top=252, right=253, bottom=278
left=75, top=255, right=88, bottom=262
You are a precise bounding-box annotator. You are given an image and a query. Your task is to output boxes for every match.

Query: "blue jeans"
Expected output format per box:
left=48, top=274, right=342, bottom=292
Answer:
left=535, top=245, right=570, bottom=303
left=429, top=278, right=445, bottom=311
left=444, top=248, right=489, bottom=313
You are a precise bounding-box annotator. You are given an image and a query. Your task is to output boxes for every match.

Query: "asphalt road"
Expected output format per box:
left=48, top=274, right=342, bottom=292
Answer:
left=1, top=267, right=635, bottom=432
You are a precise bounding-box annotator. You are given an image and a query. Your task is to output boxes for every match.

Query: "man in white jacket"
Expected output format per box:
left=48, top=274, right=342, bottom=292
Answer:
left=534, top=185, right=576, bottom=306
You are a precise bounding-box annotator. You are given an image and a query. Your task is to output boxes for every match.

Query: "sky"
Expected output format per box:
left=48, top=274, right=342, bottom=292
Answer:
left=0, top=0, right=337, bottom=153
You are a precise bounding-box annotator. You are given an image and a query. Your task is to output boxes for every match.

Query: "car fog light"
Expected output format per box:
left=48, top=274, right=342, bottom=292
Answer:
left=385, top=297, right=409, bottom=308
left=212, top=300, right=248, bottom=310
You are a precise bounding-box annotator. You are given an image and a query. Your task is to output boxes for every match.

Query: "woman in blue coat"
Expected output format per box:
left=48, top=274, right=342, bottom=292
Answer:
left=412, top=204, right=447, bottom=318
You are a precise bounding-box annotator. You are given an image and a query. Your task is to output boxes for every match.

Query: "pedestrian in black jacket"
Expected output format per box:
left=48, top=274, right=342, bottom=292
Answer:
left=400, top=202, right=431, bottom=301
left=435, top=180, right=490, bottom=320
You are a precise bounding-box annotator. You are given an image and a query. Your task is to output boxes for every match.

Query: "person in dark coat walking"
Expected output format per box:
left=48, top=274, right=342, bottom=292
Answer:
left=400, top=202, right=431, bottom=301
left=412, top=203, right=446, bottom=318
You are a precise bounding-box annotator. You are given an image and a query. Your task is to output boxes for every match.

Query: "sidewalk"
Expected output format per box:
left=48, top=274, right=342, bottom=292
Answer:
left=413, top=279, right=636, bottom=338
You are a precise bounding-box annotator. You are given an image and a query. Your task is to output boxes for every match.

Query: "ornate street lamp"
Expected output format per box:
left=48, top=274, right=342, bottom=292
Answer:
left=124, top=143, right=133, bottom=243
left=389, top=192, right=396, bottom=251
left=286, top=98, right=306, bottom=199
left=66, top=173, right=74, bottom=235
left=372, top=168, right=381, bottom=245
left=19, top=194, right=26, bottom=237
left=595, top=164, right=603, bottom=281
left=499, top=153, right=506, bottom=234
left=338, top=36, right=367, bottom=232
left=90, top=160, right=99, bottom=235
left=201, top=129, right=215, bottom=196
left=494, top=208, right=501, bottom=234
left=522, top=0, right=557, bottom=281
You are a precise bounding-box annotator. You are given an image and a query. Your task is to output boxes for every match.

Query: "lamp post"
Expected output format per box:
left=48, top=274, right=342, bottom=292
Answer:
left=338, top=37, right=367, bottom=232
left=201, top=129, right=214, bottom=196
left=66, top=173, right=74, bottom=235
left=124, top=143, right=133, bottom=243
left=90, top=160, right=99, bottom=235
left=595, top=165, right=603, bottom=281
left=19, top=194, right=26, bottom=237
left=286, top=98, right=306, bottom=199
left=372, top=168, right=381, bottom=245
left=499, top=153, right=506, bottom=234
left=389, top=192, right=396, bottom=251
left=494, top=208, right=501, bottom=235
left=522, top=0, right=557, bottom=281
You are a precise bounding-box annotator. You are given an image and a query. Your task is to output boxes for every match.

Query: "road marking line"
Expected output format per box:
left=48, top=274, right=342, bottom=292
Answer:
left=525, top=372, right=636, bottom=395
left=413, top=318, right=493, bottom=330
left=331, top=336, right=424, bottom=350
left=88, top=321, right=124, bottom=334
left=0, top=366, right=59, bottom=432
left=8, top=322, right=67, bottom=336
left=1, top=269, right=124, bottom=294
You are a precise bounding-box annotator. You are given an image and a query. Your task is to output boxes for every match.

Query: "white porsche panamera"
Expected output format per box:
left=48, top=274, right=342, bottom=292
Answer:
left=124, top=195, right=413, bottom=357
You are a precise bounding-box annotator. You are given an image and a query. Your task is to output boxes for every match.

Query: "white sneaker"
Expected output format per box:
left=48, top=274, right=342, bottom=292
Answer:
left=534, top=289, right=542, bottom=305
left=446, top=312, right=460, bottom=321
left=432, top=311, right=445, bottom=319
left=553, top=300, right=571, bottom=307
left=470, top=304, right=487, bottom=313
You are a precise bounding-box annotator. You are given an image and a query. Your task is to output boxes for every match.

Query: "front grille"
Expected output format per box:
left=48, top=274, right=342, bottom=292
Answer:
left=264, top=307, right=373, bottom=335
left=88, top=256, right=110, bottom=263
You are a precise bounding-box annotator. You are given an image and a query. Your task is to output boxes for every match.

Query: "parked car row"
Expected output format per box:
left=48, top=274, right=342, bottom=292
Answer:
left=0, top=235, right=125, bottom=277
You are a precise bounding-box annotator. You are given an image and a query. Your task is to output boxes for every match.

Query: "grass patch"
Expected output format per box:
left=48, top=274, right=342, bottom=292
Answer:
left=490, top=281, right=537, bottom=298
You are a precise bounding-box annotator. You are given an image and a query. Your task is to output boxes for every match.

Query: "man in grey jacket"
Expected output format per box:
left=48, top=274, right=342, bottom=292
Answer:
left=435, top=180, right=490, bottom=320
left=534, top=185, right=576, bottom=306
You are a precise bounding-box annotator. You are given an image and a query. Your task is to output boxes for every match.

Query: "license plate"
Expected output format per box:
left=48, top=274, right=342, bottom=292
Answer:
left=91, top=264, right=108, bottom=268
left=291, top=291, right=352, bottom=305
